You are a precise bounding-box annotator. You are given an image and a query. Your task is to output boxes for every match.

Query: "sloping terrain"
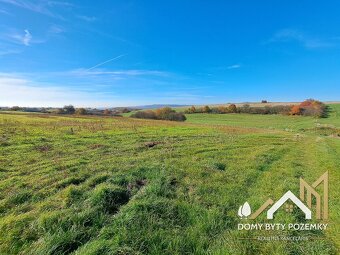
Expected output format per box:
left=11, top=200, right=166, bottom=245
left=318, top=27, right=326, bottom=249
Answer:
left=0, top=105, right=339, bottom=254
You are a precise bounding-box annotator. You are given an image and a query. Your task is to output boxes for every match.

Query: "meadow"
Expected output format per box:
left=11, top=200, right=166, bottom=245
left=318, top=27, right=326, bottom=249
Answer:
left=185, top=104, right=340, bottom=130
left=0, top=104, right=339, bottom=254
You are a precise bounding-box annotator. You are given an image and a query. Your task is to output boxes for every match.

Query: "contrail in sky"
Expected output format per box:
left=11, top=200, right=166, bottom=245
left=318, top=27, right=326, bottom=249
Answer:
left=86, top=54, right=126, bottom=71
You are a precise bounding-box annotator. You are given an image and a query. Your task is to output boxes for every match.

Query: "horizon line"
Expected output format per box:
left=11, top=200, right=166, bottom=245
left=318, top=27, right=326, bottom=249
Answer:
left=1, top=100, right=340, bottom=109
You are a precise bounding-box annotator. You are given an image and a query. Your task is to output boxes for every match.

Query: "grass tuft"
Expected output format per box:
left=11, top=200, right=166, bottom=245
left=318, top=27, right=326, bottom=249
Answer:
left=90, top=184, right=130, bottom=214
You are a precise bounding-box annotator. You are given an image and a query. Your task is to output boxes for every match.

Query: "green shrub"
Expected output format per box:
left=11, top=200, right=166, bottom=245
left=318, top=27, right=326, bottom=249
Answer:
left=63, top=105, right=76, bottom=114
left=202, top=105, right=212, bottom=113
left=75, top=108, right=87, bottom=115
left=166, top=112, right=186, bottom=121
left=131, top=107, right=186, bottom=121
left=131, top=110, right=157, bottom=119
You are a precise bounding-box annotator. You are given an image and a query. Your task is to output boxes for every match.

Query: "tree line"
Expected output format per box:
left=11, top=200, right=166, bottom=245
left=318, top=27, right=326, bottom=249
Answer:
left=184, top=99, right=328, bottom=118
left=4, top=105, right=132, bottom=116
left=3, top=99, right=328, bottom=120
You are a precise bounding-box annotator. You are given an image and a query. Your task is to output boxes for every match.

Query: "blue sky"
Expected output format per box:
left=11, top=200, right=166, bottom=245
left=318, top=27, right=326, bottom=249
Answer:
left=0, top=0, right=340, bottom=107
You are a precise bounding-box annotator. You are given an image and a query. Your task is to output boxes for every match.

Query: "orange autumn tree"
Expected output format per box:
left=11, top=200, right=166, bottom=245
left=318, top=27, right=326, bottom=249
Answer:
left=290, top=105, right=302, bottom=115
left=290, top=99, right=326, bottom=117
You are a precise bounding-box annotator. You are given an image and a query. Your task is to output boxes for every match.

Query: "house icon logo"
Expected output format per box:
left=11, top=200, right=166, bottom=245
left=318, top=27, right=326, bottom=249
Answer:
left=238, top=171, right=329, bottom=220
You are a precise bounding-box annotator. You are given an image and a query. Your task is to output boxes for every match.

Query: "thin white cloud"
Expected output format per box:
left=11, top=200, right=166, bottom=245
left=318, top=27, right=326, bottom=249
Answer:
left=227, top=64, right=241, bottom=69
left=0, top=0, right=70, bottom=19
left=0, top=0, right=53, bottom=16
left=86, top=54, right=126, bottom=71
left=0, top=26, right=60, bottom=52
left=7, top=29, right=32, bottom=46
left=48, top=24, right=64, bottom=34
left=47, top=1, right=73, bottom=7
left=71, top=69, right=170, bottom=77
left=269, top=29, right=335, bottom=49
left=23, top=29, right=32, bottom=45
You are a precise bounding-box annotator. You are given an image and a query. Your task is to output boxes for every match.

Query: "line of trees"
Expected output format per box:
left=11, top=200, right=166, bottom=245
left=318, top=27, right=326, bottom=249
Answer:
left=184, top=99, right=327, bottom=118
left=3, top=100, right=327, bottom=119
left=184, top=104, right=291, bottom=115
left=2, top=105, right=133, bottom=116
left=131, top=107, right=186, bottom=121
left=54, top=106, right=131, bottom=116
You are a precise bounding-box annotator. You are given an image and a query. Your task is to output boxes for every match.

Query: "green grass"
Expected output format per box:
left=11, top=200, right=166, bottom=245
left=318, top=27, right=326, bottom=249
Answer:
left=185, top=104, right=340, bottom=131
left=0, top=107, right=339, bottom=254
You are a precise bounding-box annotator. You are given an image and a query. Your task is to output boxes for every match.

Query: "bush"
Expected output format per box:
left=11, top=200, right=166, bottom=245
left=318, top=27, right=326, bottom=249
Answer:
left=131, top=108, right=186, bottom=122
left=103, top=109, right=111, bottom=115
left=237, top=104, right=291, bottom=115
left=54, top=105, right=76, bottom=114
left=166, top=112, right=187, bottom=121
left=63, top=105, right=75, bottom=114
left=185, top=104, right=237, bottom=114
left=75, top=108, right=87, bottom=115
left=228, top=104, right=237, bottom=113
left=216, top=106, right=227, bottom=113
left=240, top=104, right=250, bottom=113
left=184, top=106, right=197, bottom=114
left=10, top=106, right=21, bottom=111
left=155, top=107, right=174, bottom=119
left=202, top=105, right=212, bottom=113
left=190, top=106, right=196, bottom=113
left=55, top=108, right=64, bottom=114
left=131, top=110, right=157, bottom=120
left=290, top=99, right=326, bottom=117
left=271, top=105, right=292, bottom=115
left=290, top=105, right=302, bottom=115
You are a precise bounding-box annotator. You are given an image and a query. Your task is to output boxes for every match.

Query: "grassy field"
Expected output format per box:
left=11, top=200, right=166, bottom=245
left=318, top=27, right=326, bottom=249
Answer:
left=185, top=104, right=340, bottom=131
left=0, top=105, right=339, bottom=254
left=173, top=101, right=340, bottom=112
